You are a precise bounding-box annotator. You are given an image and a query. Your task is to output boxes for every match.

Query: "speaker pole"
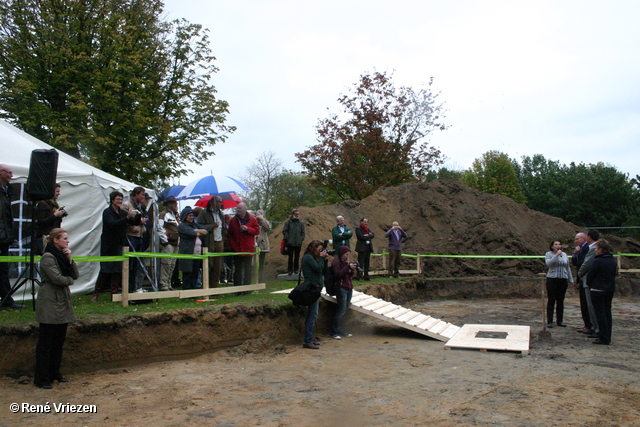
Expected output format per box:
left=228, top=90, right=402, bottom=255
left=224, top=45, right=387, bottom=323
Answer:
left=3, top=201, right=40, bottom=310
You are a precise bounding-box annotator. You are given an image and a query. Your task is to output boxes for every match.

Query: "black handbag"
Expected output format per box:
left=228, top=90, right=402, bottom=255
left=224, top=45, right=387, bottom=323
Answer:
left=288, top=280, right=321, bottom=306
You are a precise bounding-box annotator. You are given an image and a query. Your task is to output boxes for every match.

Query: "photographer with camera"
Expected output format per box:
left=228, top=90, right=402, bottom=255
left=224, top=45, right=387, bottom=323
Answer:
left=385, top=221, right=407, bottom=278
left=330, top=245, right=357, bottom=339
left=35, top=183, right=67, bottom=255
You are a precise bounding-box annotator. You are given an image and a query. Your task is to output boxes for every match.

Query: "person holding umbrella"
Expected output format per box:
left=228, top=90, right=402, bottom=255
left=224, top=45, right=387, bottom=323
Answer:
left=227, top=203, right=260, bottom=289
left=199, top=195, right=226, bottom=288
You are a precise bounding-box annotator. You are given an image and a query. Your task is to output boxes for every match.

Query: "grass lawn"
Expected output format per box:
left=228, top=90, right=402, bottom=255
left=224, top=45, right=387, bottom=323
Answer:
left=0, top=276, right=398, bottom=327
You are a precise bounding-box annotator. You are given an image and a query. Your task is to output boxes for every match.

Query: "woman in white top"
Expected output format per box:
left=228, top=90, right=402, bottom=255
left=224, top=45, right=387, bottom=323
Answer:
left=545, top=240, right=574, bottom=328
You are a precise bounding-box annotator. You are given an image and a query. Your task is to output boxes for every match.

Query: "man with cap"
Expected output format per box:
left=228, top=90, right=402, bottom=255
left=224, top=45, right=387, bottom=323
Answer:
left=157, top=196, right=180, bottom=291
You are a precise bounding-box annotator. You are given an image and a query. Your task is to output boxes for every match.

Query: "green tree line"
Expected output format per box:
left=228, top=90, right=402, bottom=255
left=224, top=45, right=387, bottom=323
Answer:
left=450, top=151, right=639, bottom=228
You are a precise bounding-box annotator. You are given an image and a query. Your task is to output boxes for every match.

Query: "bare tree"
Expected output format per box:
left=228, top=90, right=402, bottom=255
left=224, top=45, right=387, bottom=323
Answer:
left=240, top=151, right=284, bottom=215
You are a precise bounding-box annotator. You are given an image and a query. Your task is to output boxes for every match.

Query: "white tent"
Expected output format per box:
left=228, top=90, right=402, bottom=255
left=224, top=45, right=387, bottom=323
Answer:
left=1, top=119, right=153, bottom=297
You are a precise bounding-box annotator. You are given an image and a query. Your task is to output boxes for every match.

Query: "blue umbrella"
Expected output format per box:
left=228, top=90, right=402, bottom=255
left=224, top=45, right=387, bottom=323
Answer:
left=177, top=175, right=248, bottom=200
left=158, top=185, right=185, bottom=201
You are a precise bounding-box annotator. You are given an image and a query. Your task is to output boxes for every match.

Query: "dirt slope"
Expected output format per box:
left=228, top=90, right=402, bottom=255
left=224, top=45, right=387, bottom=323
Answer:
left=266, top=179, right=640, bottom=277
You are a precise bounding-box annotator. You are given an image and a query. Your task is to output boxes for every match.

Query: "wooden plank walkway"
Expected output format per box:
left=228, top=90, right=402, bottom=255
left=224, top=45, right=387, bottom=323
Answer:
left=320, top=290, right=460, bottom=342
left=112, top=284, right=266, bottom=301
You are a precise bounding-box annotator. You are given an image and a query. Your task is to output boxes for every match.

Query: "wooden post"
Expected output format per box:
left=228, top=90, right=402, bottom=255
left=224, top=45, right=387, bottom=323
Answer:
left=417, top=254, right=422, bottom=274
left=254, top=249, right=260, bottom=284
left=617, top=252, right=622, bottom=272
left=542, top=277, right=546, bottom=332
left=202, top=248, right=209, bottom=300
left=122, top=246, right=129, bottom=307
left=382, top=253, right=387, bottom=275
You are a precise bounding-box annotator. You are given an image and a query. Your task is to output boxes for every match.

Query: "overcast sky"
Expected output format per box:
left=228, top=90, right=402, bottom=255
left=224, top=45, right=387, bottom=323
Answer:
left=162, top=0, right=640, bottom=188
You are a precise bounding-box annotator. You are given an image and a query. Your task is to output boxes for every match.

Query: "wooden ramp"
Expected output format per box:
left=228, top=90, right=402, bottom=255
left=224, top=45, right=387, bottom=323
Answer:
left=320, top=290, right=460, bottom=342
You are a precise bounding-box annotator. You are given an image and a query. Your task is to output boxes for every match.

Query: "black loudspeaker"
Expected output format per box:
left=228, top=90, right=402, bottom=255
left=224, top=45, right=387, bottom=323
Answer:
left=26, top=149, right=59, bottom=202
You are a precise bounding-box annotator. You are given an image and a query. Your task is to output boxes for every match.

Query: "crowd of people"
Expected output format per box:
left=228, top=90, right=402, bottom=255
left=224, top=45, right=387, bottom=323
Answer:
left=91, top=188, right=269, bottom=301
left=545, top=230, right=617, bottom=346
left=0, top=165, right=622, bottom=377
left=292, top=214, right=410, bottom=349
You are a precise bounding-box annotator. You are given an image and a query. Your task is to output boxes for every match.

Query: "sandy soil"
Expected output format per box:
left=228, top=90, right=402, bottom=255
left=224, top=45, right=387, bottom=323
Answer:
left=2, top=294, right=639, bottom=427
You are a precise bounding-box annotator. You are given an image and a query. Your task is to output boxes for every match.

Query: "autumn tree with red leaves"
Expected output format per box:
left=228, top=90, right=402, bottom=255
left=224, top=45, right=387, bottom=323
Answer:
left=295, top=71, right=447, bottom=200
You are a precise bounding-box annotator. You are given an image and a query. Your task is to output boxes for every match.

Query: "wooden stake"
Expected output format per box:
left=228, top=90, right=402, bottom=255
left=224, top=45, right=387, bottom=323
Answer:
left=202, top=248, right=209, bottom=300
left=542, top=277, right=546, bottom=332
left=122, top=246, right=129, bottom=308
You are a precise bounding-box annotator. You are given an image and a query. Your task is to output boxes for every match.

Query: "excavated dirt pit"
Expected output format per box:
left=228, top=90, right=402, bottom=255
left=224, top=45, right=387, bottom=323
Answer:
left=1, top=277, right=639, bottom=426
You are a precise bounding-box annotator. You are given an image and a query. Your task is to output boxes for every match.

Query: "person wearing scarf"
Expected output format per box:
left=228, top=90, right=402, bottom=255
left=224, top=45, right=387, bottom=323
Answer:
left=178, top=206, right=208, bottom=290
left=35, top=183, right=67, bottom=255
left=227, top=203, right=260, bottom=288
left=34, top=228, right=79, bottom=389
left=355, top=217, right=375, bottom=281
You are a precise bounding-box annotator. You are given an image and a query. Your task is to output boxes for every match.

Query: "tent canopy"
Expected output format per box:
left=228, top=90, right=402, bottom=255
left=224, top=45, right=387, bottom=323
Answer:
left=1, top=119, right=154, bottom=297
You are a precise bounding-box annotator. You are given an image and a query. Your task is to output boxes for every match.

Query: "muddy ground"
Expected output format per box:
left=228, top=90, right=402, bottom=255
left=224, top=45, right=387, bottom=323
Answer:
left=1, top=288, right=639, bottom=426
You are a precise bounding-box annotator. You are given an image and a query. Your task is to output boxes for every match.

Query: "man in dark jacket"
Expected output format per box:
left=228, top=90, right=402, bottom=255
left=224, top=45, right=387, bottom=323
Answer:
left=355, top=217, right=375, bottom=281
left=572, top=232, right=592, bottom=333
left=331, top=215, right=353, bottom=249
left=0, top=164, right=22, bottom=309
left=283, top=209, right=305, bottom=275
left=92, top=191, right=140, bottom=301
left=577, top=229, right=600, bottom=335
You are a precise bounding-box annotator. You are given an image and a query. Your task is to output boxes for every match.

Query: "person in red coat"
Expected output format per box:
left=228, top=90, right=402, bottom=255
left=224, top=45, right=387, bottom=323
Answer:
left=227, top=203, right=260, bottom=288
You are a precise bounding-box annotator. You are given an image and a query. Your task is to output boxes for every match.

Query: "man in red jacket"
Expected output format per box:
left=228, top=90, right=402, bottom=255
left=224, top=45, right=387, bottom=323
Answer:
left=227, top=203, right=260, bottom=288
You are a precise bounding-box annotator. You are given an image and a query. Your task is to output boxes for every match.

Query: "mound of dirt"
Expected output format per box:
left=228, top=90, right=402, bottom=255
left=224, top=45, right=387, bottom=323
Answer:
left=266, top=179, right=640, bottom=277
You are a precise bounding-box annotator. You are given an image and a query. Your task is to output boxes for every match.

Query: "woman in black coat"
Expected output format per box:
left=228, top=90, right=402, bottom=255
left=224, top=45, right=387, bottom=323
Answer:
left=91, top=191, right=139, bottom=301
left=587, top=239, right=617, bottom=345
left=178, top=207, right=207, bottom=290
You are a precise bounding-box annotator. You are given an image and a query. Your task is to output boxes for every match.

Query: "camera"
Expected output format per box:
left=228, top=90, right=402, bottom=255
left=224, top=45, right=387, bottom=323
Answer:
left=59, top=206, right=68, bottom=217
left=352, top=261, right=364, bottom=273
left=323, top=240, right=336, bottom=257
